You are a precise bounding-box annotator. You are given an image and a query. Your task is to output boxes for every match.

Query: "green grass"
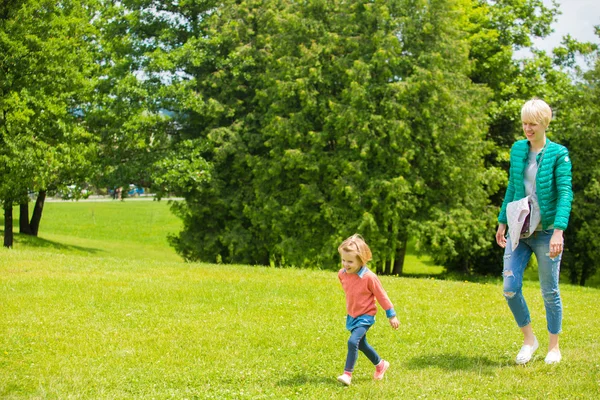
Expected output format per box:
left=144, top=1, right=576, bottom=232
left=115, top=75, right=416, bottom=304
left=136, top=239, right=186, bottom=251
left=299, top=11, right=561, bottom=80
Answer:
left=1, top=200, right=600, bottom=398
left=5, top=199, right=183, bottom=262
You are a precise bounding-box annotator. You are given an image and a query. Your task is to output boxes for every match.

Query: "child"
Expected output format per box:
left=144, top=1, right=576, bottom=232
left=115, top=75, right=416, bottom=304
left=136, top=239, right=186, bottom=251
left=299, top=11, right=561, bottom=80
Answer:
left=337, top=234, right=399, bottom=386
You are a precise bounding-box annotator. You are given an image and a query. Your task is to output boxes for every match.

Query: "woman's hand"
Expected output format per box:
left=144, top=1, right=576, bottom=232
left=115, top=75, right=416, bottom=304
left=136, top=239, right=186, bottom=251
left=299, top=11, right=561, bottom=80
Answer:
left=389, top=316, right=399, bottom=330
left=549, top=229, right=564, bottom=258
left=496, top=224, right=507, bottom=248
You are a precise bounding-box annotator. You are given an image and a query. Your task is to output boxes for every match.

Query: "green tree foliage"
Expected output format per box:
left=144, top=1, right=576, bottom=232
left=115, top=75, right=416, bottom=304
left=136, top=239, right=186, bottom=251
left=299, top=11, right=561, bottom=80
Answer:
left=149, top=0, right=494, bottom=272
left=0, top=0, right=97, bottom=245
left=94, top=0, right=599, bottom=282
left=419, top=0, right=597, bottom=275
left=553, top=46, right=600, bottom=285
left=84, top=1, right=179, bottom=193
left=466, top=0, right=559, bottom=150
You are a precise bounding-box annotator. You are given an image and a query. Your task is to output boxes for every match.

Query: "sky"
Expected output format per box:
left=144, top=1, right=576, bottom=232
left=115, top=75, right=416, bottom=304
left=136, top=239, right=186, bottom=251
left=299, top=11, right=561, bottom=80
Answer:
left=531, top=0, right=599, bottom=53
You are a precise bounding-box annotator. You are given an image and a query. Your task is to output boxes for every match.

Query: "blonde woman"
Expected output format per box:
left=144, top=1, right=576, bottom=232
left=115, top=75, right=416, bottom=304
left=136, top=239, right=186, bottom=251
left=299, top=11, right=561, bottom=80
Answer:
left=496, top=98, right=573, bottom=365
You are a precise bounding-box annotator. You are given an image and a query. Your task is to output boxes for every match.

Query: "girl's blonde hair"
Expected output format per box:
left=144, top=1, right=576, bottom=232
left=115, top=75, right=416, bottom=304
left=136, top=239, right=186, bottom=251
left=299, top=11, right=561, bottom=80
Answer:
left=521, top=98, right=553, bottom=128
left=338, top=234, right=372, bottom=265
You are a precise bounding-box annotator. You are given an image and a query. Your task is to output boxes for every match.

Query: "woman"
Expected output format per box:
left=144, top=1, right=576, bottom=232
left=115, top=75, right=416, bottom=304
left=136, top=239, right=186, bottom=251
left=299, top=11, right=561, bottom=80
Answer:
left=496, top=98, right=573, bottom=365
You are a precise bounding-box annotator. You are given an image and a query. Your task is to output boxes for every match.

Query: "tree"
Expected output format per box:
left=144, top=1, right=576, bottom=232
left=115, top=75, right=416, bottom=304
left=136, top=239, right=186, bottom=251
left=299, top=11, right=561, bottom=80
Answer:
left=552, top=42, right=600, bottom=285
left=100, top=0, right=600, bottom=282
left=416, top=0, right=599, bottom=275
left=145, top=0, right=493, bottom=272
left=84, top=0, right=180, bottom=195
left=0, top=0, right=98, bottom=246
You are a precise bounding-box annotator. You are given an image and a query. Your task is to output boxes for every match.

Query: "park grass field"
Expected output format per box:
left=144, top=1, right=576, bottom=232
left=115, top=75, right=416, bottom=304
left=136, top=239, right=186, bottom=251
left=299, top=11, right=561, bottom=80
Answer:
left=1, top=200, right=600, bottom=399
left=11, top=199, right=185, bottom=263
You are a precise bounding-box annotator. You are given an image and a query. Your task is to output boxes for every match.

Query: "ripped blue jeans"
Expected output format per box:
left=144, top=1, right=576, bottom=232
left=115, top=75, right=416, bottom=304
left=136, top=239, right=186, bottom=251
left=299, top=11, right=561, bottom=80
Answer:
left=503, top=230, right=562, bottom=334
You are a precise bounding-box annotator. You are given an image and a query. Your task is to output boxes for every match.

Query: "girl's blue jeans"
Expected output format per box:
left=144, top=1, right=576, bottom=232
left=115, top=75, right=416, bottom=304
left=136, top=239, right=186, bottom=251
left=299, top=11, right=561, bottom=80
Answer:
left=503, top=230, right=563, bottom=334
left=344, top=325, right=381, bottom=372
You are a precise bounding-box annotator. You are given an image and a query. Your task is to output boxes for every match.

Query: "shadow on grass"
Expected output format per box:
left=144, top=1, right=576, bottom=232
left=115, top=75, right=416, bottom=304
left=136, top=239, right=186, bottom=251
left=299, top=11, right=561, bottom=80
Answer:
left=421, top=258, right=441, bottom=267
left=406, top=353, right=506, bottom=373
left=1, top=230, right=104, bottom=255
left=277, top=374, right=338, bottom=387
left=400, top=272, right=446, bottom=280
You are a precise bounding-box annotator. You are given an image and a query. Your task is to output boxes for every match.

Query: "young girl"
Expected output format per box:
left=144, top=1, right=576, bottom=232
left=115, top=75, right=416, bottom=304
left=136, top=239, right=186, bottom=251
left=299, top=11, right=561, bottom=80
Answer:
left=337, top=234, right=400, bottom=386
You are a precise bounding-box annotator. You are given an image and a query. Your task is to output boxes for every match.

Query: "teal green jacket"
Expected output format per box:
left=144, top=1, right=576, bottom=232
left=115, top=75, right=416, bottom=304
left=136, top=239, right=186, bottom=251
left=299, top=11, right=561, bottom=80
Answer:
left=498, top=139, right=573, bottom=231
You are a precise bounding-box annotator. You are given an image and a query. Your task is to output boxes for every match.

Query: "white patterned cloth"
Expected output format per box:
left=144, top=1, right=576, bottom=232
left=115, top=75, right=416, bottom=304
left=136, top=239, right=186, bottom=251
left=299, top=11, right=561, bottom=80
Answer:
left=506, top=196, right=541, bottom=251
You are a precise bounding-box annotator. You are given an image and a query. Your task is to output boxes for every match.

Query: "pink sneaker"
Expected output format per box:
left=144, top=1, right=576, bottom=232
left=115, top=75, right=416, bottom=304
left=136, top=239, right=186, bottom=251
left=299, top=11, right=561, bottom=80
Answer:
left=373, top=360, right=390, bottom=380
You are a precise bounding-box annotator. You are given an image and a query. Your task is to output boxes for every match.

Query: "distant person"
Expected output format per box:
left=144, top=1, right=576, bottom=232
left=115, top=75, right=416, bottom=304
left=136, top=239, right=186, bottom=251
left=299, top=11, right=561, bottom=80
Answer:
left=495, top=98, right=573, bottom=365
left=336, top=234, right=399, bottom=385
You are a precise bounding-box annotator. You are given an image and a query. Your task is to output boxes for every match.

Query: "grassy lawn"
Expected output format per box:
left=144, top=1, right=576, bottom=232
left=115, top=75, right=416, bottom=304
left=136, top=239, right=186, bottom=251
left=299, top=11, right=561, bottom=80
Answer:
left=1, top=200, right=600, bottom=399
left=5, top=199, right=184, bottom=263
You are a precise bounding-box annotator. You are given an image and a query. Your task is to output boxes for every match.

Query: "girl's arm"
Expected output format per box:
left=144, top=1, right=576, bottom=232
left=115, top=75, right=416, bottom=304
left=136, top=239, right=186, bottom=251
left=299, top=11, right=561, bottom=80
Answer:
left=368, top=274, right=399, bottom=329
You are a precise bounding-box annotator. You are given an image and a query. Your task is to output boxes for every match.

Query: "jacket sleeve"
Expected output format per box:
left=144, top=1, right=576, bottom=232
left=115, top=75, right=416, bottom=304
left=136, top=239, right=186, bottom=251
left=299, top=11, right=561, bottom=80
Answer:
left=498, top=147, right=517, bottom=224
left=553, top=147, right=573, bottom=230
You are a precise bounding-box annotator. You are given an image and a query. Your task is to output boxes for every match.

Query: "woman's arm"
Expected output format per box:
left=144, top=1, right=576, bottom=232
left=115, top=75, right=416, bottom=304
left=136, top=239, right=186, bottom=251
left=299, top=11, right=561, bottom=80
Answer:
left=498, top=145, right=518, bottom=225
left=553, top=147, right=573, bottom=231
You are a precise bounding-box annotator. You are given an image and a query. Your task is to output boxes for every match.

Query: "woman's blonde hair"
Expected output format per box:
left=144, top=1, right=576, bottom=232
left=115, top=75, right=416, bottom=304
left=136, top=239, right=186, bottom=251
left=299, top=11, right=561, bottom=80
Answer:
left=338, top=234, right=372, bottom=265
left=521, top=98, right=553, bottom=128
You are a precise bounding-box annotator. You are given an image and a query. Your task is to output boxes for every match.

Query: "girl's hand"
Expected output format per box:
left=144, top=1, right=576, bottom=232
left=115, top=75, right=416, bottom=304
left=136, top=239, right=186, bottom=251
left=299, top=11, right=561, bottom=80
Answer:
left=549, top=229, right=564, bottom=258
left=389, top=316, right=399, bottom=330
left=496, top=224, right=507, bottom=248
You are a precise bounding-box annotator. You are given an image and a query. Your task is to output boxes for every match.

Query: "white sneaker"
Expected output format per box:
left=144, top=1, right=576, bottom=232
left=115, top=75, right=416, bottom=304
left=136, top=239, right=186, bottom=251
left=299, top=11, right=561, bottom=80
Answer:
left=516, top=337, right=539, bottom=364
left=337, top=374, right=351, bottom=386
left=545, top=350, right=562, bottom=364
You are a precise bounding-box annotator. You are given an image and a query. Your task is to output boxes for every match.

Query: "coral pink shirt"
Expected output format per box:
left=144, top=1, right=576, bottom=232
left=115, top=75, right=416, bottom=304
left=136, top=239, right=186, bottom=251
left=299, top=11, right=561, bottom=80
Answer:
left=338, top=267, right=395, bottom=318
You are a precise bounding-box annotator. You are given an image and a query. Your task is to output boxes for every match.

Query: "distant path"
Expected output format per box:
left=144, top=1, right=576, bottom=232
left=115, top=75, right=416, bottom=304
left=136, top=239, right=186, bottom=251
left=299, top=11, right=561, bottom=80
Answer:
left=45, top=195, right=184, bottom=203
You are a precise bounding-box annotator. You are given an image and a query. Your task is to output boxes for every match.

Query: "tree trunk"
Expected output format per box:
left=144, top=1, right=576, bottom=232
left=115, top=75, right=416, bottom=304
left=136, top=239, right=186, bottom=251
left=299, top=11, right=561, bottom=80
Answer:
left=19, top=202, right=32, bottom=234
left=29, top=190, right=46, bottom=236
left=3, top=204, right=13, bottom=248
left=391, top=239, right=407, bottom=276
left=580, top=263, right=589, bottom=286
